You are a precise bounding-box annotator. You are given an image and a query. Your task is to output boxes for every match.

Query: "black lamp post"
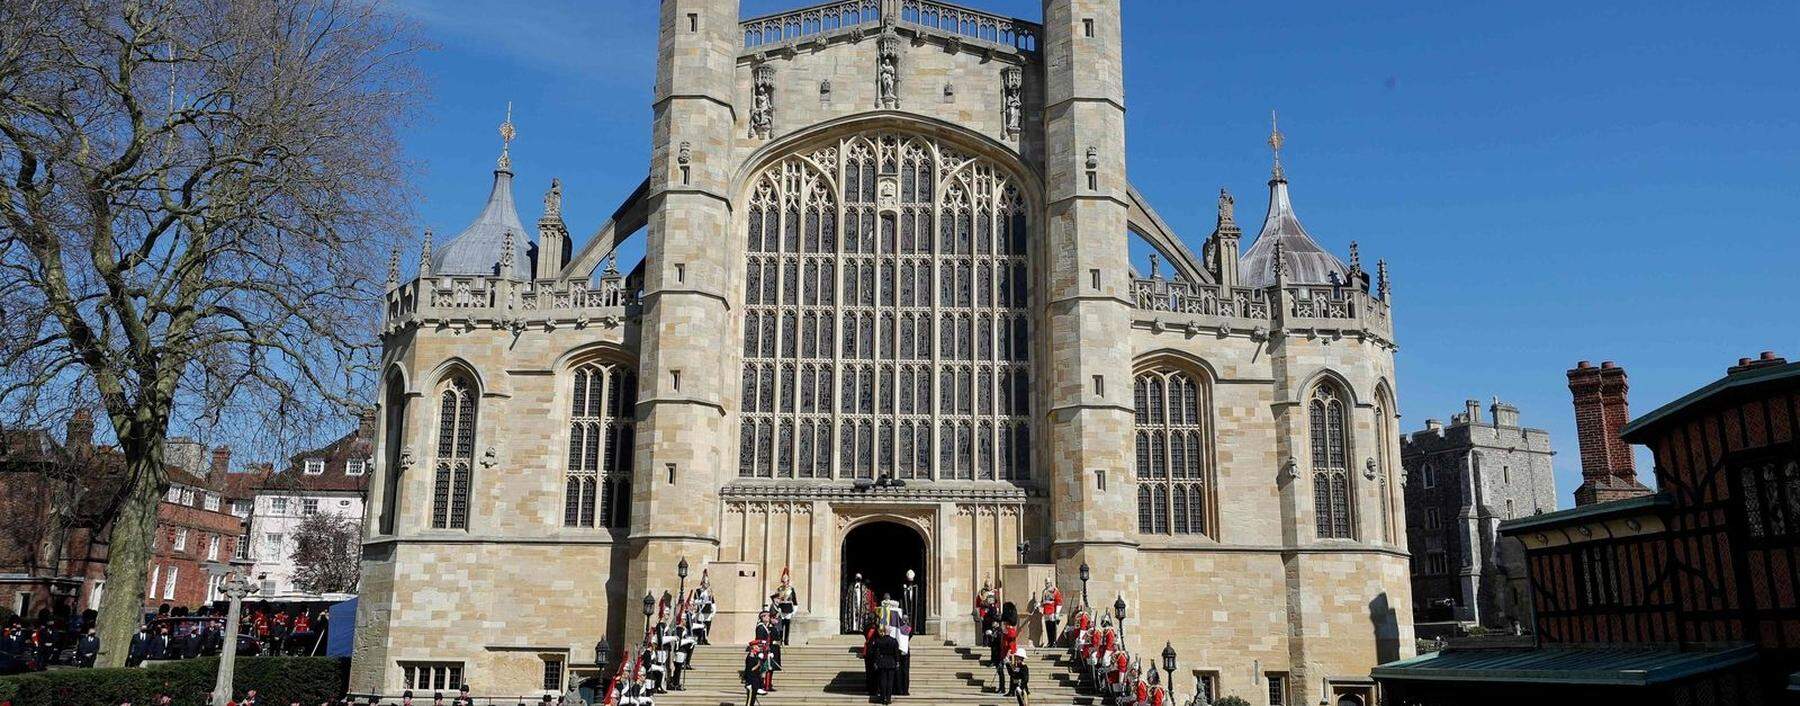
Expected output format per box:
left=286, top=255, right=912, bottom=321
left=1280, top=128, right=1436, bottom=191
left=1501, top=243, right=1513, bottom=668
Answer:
left=1113, top=595, right=1127, bottom=639
left=1017, top=541, right=1029, bottom=563
left=1078, top=562, right=1091, bottom=609
left=595, top=639, right=611, bottom=673
left=1160, top=641, right=1177, bottom=704
left=677, top=557, right=690, bottom=603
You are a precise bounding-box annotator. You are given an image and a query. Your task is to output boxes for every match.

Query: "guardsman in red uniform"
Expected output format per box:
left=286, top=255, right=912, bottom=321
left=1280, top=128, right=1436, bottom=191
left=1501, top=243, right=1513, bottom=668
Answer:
left=1038, top=579, right=1063, bottom=647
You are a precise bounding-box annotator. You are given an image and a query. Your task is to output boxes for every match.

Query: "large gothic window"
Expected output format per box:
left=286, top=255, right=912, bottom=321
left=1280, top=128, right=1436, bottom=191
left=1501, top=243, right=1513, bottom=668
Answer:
left=1311, top=382, right=1354, bottom=539
left=1375, top=387, right=1397, bottom=544
left=565, top=361, right=636, bottom=529
left=432, top=375, right=477, bottom=530
left=1134, top=368, right=1212, bottom=536
left=740, top=132, right=1030, bottom=481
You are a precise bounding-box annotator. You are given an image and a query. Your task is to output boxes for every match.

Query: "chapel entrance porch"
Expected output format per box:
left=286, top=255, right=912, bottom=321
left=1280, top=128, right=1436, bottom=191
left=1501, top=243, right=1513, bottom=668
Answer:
left=840, top=519, right=928, bottom=634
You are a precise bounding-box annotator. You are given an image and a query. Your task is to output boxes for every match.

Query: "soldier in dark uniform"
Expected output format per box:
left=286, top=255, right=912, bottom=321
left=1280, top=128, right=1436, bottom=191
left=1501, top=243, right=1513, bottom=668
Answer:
left=869, top=627, right=900, bottom=705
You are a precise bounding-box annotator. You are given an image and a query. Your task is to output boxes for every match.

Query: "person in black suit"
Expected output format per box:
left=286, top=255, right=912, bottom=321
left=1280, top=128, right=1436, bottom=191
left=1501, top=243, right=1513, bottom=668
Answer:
left=76, top=628, right=99, bottom=667
left=869, top=628, right=901, bottom=705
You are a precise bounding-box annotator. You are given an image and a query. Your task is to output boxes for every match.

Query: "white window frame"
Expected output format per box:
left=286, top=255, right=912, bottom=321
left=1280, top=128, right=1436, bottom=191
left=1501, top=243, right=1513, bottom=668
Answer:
left=161, top=566, right=178, bottom=600
left=147, top=566, right=159, bottom=599
left=302, top=498, right=319, bottom=516
left=265, top=533, right=284, bottom=560
left=271, top=497, right=289, bottom=515
left=173, top=527, right=188, bottom=551
left=203, top=493, right=221, bottom=512
left=207, top=535, right=221, bottom=561
left=346, top=458, right=367, bottom=476
left=304, top=457, right=326, bottom=475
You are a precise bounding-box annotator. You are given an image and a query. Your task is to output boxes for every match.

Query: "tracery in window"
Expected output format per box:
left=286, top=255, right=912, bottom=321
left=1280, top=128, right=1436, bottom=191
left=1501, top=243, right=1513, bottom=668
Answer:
left=1311, top=381, right=1354, bottom=539
left=432, top=375, right=477, bottom=530
left=564, top=360, right=635, bottom=529
left=1133, top=367, right=1212, bottom=536
left=739, top=131, right=1030, bottom=481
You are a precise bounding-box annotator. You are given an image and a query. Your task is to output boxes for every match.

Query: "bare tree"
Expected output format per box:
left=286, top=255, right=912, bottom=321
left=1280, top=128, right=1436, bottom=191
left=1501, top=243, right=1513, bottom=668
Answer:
left=0, top=0, right=419, bottom=665
left=290, top=510, right=360, bottom=595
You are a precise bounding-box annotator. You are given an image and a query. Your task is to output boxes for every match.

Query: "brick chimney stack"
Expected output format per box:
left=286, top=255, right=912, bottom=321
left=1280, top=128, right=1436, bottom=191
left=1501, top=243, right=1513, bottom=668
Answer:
left=210, top=445, right=232, bottom=475
left=65, top=409, right=95, bottom=449
left=1568, top=360, right=1651, bottom=506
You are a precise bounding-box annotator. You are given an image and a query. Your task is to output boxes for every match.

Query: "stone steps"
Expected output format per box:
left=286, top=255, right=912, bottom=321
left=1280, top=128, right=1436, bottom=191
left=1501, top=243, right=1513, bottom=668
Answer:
left=649, top=642, right=1097, bottom=706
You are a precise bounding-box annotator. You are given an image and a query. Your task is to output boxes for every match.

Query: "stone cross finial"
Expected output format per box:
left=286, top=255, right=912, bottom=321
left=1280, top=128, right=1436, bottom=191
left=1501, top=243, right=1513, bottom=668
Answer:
left=545, top=178, right=562, bottom=217
left=418, top=228, right=434, bottom=278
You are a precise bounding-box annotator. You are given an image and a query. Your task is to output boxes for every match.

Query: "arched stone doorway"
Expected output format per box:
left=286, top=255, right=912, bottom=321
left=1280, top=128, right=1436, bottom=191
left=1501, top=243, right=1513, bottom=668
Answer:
left=841, top=520, right=927, bottom=633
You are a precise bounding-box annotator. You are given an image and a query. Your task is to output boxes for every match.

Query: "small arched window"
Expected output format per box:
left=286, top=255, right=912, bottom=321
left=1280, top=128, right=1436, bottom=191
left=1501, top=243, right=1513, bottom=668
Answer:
left=565, top=360, right=636, bottom=529
left=1133, top=366, right=1212, bottom=537
left=1310, top=381, right=1353, bottom=539
left=432, top=375, right=478, bottom=530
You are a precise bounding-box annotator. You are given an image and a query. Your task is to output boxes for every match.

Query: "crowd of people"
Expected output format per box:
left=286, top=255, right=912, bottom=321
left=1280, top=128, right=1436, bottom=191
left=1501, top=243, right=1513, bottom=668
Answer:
left=589, top=571, right=719, bottom=706
left=1064, top=598, right=1170, bottom=706
left=0, top=609, right=100, bottom=670
left=126, top=603, right=329, bottom=664
left=0, top=602, right=328, bottom=674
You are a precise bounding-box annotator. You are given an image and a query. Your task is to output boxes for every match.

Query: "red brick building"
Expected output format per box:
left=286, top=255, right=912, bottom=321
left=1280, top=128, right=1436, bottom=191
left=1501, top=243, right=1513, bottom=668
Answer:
left=0, top=411, right=251, bottom=619
left=1375, top=352, right=1800, bottom=704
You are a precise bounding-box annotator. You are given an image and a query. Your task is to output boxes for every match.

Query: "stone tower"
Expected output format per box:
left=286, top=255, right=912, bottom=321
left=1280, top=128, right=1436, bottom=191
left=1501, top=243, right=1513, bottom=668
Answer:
left=1039, top=0, right=1140, bottom=648
left=628, top=0, right=743, bottom=638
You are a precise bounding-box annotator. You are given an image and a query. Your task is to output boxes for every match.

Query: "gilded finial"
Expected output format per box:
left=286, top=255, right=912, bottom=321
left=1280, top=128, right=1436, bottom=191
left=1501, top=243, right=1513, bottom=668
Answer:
left=497, top=102, right=516, bottom=171
left=1268, top=109, right=1285, bottom=181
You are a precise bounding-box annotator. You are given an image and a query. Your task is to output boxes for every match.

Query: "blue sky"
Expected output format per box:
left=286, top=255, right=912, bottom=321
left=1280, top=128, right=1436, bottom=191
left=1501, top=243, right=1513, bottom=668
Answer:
left=387, top=0, right=1798, bottom=508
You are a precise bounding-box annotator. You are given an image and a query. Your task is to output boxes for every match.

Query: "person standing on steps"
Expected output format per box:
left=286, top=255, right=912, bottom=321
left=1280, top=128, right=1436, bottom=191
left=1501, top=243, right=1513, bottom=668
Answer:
left=1038, top=579, right=1062, bottom=647
left=1007, top=653, right=1031, bottom=706
left=771, top=568, right=799, bottom=646
left=894, top=614, right=912, bottom=696
left=844, top=573, right=868, bottom=633
left=870, top=626, right=901, bottom=705
left=900, top=570, right=920, bottom=627
left=754, top=611, right=782, bottom=686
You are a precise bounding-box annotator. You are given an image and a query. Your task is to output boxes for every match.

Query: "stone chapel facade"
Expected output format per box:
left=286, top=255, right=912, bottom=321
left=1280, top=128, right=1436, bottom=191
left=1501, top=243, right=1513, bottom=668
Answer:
left=352, top=1, right=1413, bottom=702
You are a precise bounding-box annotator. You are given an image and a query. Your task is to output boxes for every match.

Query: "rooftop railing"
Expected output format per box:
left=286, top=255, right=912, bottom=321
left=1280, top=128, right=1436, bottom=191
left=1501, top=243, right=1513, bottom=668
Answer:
left=384, top=274, right=640, bottom=330
left=1131, top=276, right=1393, bottom=338
left=742, top=0, right=1039, bottom=52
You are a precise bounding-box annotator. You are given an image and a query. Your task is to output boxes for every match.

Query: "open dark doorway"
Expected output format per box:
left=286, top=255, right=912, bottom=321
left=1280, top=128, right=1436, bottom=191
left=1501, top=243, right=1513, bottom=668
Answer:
left=841, top=521, right=927, bottom=633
